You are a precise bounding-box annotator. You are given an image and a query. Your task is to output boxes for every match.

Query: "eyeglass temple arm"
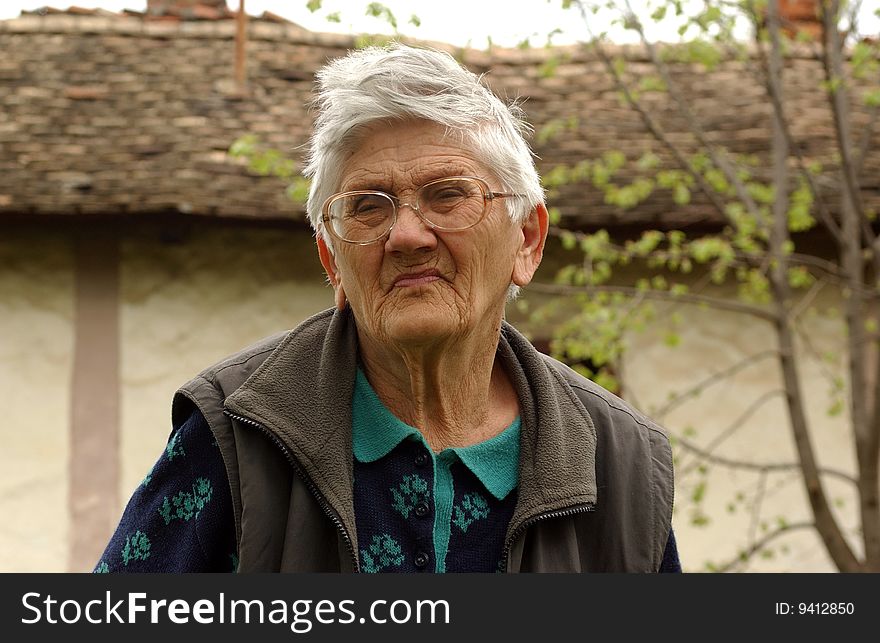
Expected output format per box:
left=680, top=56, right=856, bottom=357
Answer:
left=489, top=192, right=526, bottom=199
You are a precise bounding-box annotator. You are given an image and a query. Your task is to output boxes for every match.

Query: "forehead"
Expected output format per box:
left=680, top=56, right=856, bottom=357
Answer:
left=339, top=120, right=491, bottom=191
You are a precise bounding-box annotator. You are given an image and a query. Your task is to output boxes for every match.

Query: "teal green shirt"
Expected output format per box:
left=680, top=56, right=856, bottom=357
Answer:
left=352, top=368, right=520, bottom=573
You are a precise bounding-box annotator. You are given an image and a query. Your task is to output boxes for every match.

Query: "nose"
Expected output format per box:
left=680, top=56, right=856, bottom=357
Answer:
left=384, top=202, right=438, bottom=254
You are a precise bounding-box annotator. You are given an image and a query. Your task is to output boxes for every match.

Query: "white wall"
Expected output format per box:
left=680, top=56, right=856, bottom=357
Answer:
left=0, top=230, right=74, bottom=572
left=0, top=224, right=856, bottom=572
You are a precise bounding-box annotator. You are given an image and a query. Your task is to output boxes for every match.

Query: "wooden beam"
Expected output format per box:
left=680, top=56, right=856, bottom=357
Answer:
left=235, top=0, right=247, bottom=91
left=68, top=230, right=120, bottom=572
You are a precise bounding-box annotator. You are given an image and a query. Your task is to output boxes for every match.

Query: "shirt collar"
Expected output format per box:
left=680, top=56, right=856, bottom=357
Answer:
left=351, top=368, right=520, bottom=500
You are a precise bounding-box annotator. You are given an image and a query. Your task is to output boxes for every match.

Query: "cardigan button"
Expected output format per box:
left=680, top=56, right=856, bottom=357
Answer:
left=414, top=502, right=430, bottom=518
left=414, top=552, right=430, bottom=569
left=414, top=452, right=429, bottom=467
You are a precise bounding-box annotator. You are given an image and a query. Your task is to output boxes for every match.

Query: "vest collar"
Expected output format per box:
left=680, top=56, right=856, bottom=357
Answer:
left=223, top=307, right=597, bottom=543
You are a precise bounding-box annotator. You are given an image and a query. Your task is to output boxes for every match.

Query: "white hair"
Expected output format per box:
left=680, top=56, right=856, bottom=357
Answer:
left=303, top=43, right=545, bottom=261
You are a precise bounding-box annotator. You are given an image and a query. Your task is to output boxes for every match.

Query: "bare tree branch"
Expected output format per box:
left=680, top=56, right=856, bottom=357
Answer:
left=854, top=104, right=878, bottom=178
left=546, top=226, right=850, bottom=283
left=528, top=281, right=779, bottom=321
left=573, top=1, right=733, bottom=225
left=744, top=0, right=844, bottom=245
left=712, top=521, right=817, bottom=572
left=791, top=316, right=845, bottom=388
left=767, top=0, right=860, bottom=571
left=656, top=350, right=779, bottom=419
left=678, top=389, right=785, bottom=477
left=620, top=0, right=765, bottom=222
left=788, top=277, right=827, bottom=321
left=820, top=1, right=870, bottom=235
left=866, top=314, right=880, bottom=571
left=671, top=433, right=857, bottom=485
left=746, top=470, right=770, bottom=556
left=821, top=0, right=880, bottom=569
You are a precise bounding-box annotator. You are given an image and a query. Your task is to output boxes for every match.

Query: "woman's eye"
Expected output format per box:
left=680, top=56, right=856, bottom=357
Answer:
left=435, top=189, right=465, bottom=200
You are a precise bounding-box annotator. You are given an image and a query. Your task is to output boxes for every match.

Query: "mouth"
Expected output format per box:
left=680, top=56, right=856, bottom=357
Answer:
left=392, top=269, right=443, bottom=289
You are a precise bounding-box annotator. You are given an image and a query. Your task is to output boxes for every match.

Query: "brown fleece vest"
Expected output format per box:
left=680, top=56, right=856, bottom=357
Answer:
left=172, top=308, right=674, bottom=572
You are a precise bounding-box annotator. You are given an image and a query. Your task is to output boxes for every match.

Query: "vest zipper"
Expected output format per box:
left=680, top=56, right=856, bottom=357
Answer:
left=222, top=410, right=361, bottom=572
left=499, top=503, right=596, bottom=572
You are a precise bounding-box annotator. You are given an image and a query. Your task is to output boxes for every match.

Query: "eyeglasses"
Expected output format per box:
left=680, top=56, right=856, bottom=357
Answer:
left=321, top=176, right=523, bottom=245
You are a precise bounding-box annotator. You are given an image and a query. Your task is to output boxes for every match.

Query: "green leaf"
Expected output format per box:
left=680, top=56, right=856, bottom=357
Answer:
left=602, top=150, right=626, bottom=172
left=536, top=119, right=565, bottom=145
left=738, top=268, right=771, bottom=304
left=704, top=168, right=730, bottom=194
left=747, top=182, right=775, bottom=204
left=787, top=266, right=815, bottom=290
left=542, top=164, right=571, bottom=188
left=365, top=2, right=398, bottom=30
left=673, top=183, right=691, bottom=205
left=639, top=75, right=667, bottom=92
left=539, top=55, right=561, bottom=78
left=664, top=331, right=681, bottom=347
left=306, top=0, right=322, bottom=13
left=827, top=399, right=844, bottom=417
left=852, top=41, right=879, bottom=79
left=408, top=14, right=421, bottom=27
left=591, top=162, right=611, bottom=187
left=690, top=482, right=706, bottom=504
left=821, top=77, right=842, bottom=94
left=286, top=177, right=311, bottom=204
left=593, top=371, right=619, bottom=393
left=228, top=134, right=257, bottom=157
left=630, top=229, right=663, bottom=256
left=690, top=511, right=710, bottom=527
left=637, top=151, right=661, bottom=170
left=865, top=89, right=880, bottom=108
left=326, top=11, right=341, bottom=23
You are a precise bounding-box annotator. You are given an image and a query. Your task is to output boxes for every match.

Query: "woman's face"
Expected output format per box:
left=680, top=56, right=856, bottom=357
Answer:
left=318, top=119, right=544, bottom=349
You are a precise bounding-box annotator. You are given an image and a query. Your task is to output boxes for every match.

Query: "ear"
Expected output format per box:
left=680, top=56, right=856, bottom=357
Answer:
left=511, top=203, right=549, bottom=287
left=317, top=236, right=347, bottom=311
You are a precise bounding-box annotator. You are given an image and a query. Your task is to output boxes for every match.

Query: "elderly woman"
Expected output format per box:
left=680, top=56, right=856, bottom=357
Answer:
left=96, top=45, right=678, bottom=573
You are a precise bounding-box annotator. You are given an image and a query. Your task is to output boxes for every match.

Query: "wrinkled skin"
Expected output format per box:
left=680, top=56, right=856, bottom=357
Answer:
left=317, top=120, right=547, bottom=450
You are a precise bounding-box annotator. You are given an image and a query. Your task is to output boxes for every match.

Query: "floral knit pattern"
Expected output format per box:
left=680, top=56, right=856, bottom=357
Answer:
left=360, top=534, right=405, bottom=573
left=451, top=493, right=490, bottom=533
left=93, top=410, right=236, bottom=573
left=390, top=474, right=429, bottom=519
left=157, top=478, right=214, bottom=525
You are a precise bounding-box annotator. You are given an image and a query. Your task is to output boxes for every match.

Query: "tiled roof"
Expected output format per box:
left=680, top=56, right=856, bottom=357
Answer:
left=0, top=11, right=877, bottom=228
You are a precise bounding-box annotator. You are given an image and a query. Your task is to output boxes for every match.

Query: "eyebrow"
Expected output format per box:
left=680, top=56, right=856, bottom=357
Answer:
left=342, top=179, right=392, bottom=193
left=343, top=167, right=476, bottom=193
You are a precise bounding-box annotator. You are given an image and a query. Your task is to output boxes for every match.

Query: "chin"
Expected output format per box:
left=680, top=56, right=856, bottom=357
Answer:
left=382, top=310, right=464, bottom=346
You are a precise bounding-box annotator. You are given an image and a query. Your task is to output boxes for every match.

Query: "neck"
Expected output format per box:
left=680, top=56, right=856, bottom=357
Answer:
left=358, top=320, right=518, bottom=452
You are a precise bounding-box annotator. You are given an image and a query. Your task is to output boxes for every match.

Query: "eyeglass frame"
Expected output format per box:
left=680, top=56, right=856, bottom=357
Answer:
left=320, top=175, right=525, bottom=246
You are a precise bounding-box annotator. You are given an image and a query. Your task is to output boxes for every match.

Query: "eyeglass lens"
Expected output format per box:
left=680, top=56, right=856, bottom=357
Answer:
left=328, top=178, right=486, bottom=243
